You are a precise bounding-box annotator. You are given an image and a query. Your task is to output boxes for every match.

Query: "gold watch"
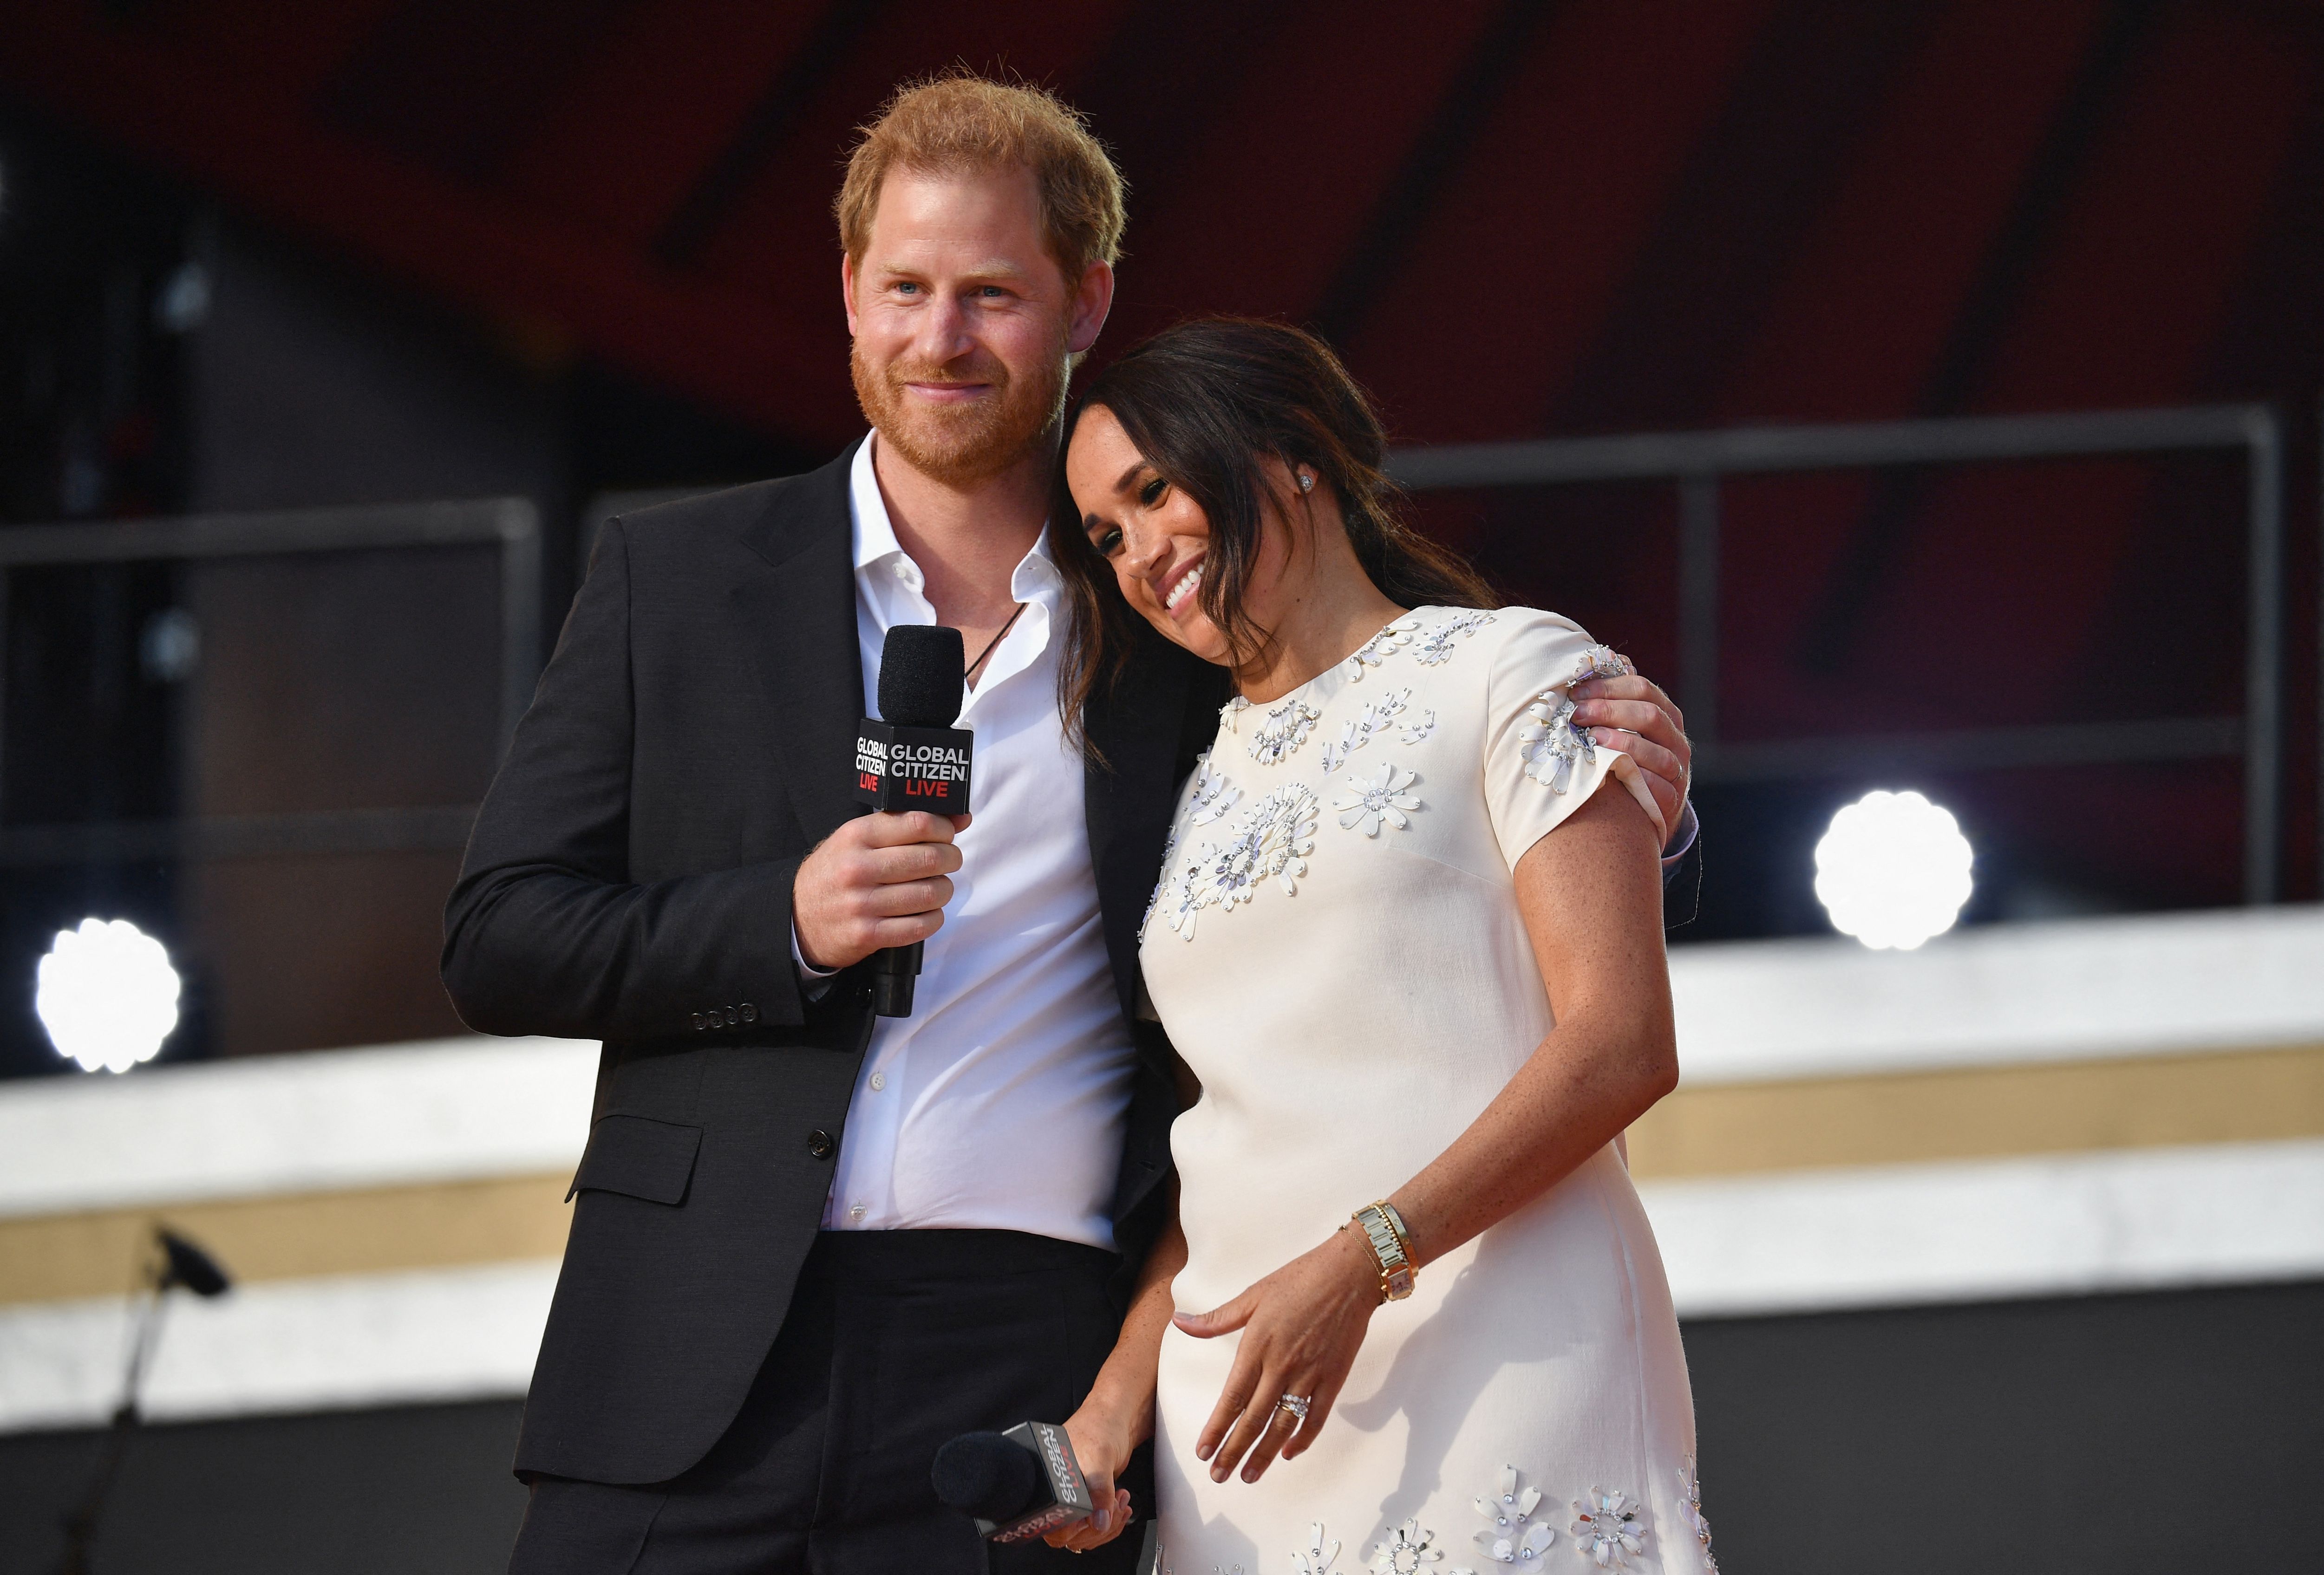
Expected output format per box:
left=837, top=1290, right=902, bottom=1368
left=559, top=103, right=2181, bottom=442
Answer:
left=1351, top=1201, right=1415, bottom=1303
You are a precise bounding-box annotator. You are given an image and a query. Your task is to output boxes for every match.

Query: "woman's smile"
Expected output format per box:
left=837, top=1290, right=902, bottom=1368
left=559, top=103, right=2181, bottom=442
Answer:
left=1159, top=555, right=1207, bottom=617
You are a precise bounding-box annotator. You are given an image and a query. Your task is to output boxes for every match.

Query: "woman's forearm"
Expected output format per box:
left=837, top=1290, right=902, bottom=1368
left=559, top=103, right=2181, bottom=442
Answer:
left=1390, top=1012, right=1672, bottom=1271
left=1083, top=1204, right=1188, bottom=1444
left=1384, top=788, right=1676, bottom=1274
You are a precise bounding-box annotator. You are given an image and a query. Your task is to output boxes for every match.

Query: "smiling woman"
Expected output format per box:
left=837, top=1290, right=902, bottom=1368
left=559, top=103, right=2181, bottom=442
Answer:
left=1050, top=319, right=1496, bottom=745
left=1049, top=318, right=1698, bottom=1575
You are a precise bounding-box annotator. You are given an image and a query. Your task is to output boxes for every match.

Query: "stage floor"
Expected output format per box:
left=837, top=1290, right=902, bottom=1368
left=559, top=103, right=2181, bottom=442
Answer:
left=4, top=1278, right=2318, bottom=1574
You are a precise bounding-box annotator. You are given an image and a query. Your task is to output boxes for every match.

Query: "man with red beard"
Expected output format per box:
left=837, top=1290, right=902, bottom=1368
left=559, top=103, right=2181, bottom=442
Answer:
left=445, top=75, right=1696, bottom=1575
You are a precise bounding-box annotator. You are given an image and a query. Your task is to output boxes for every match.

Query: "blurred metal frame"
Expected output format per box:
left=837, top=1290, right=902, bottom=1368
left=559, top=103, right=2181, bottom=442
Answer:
left=0, top=497, right=540, bottom=867
left=1388, top=404, right=2287, bottom=903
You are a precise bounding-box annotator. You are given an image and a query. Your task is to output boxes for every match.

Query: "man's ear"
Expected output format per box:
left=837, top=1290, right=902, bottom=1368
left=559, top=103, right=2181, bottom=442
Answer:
left=841, top=252, right=861, bottom=338
left=1067, top=260, right=1115, bottom=356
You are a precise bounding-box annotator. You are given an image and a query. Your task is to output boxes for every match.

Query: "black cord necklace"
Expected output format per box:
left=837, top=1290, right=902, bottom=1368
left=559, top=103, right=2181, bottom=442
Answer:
left=963, top=602, right=1028, bottom=686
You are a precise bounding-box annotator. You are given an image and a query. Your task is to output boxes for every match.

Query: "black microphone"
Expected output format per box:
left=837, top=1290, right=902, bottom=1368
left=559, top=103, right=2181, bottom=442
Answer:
left=157, top=1227, right=232, bottom=1298
left=854, top=625, right=973, bottom=1017
left=931, top=1422, right=1096, bottom=1543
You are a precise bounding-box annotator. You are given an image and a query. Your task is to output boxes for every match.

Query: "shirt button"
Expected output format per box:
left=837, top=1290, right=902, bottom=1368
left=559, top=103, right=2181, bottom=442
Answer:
left=848, top=1203, right=866, bottom=1221
left=868, top=1071, right=886, bottom=1092
left=807, top=1129, right=835, bottom=1159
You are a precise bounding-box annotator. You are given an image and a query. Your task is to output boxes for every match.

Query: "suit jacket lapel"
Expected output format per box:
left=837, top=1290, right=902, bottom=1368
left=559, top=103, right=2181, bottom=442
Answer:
left=735, top=443, right=865, bottom=846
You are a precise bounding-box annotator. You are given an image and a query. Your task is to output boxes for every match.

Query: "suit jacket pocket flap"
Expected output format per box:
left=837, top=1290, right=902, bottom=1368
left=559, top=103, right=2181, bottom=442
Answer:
left=568, top=1114, right=702, bottom=1205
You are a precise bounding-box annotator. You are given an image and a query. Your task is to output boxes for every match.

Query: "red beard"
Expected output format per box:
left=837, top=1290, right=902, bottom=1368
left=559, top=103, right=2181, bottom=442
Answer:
left=850, top=333, right=1070, bottom=487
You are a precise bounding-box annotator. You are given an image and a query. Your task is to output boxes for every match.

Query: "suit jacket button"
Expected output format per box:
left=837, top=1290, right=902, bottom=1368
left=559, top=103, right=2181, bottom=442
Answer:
left=807, top=1129, right=835, bottom=1159
left=691, top=1012, right=706, bottom=1031
left=740, top=1003, right=758, bottom=1024
left=725, top=1005, right=741, bottom=1025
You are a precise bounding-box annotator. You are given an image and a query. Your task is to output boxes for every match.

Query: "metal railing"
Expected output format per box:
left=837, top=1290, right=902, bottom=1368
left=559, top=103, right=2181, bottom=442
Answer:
left=0, top=408, right=2296, bottom=898
left=0, top=498, right=540, bottom=868
left=1388, top=404, right=2287, bottom=903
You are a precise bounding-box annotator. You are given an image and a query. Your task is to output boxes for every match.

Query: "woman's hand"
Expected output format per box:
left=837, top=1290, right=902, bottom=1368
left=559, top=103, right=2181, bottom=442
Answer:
left=1044, top=1393, right=1140, bottom=1552
left=1175, top=1224, right=1380, bottom=1484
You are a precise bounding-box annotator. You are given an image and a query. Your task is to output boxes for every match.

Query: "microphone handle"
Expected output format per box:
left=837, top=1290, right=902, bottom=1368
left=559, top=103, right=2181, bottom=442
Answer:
left=871, top=939, right=923, bottom=1017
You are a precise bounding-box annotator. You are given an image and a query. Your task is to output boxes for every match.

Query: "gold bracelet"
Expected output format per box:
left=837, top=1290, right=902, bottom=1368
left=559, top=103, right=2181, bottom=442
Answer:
left=1351, top=1201, right=1415, bottom=1302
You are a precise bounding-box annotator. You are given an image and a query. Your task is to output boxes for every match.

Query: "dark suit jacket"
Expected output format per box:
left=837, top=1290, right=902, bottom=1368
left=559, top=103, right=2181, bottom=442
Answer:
left=442, top=443, right=1226, bottom=1485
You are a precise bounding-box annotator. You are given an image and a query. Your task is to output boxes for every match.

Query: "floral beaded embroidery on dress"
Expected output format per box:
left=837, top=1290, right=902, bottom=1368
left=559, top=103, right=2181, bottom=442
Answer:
left=1152, top=781, right=1320, bottom=940
left=1320, top=687, right=1414, bottom=772
left=1410, top=607, right=1497, bottom=666
left=1252, top=1461, right=1697, bottom=1575
left=1294, top=1523, right=1345, bottom=1574
left=1676, top=1458, right=1718, bottom=1573
left=1186, top=755, right=1242, bottom=827
left=1459, top=1465, right=1557, bottom=1567
left=1142, top=756, right=1243, bottom=933
left=1370, top=1520, right=1447, bottom=1573
left=1334, top=764, right=1422, bottom=837
left=1149, top=615, right=1650, bottom=940
left=1516, top=645, right=1635, bottom=794
left=1342, top=614, right=1425, bottom=679
left=1568, top=1489, right=1647, bottom=1568
left=1247, top=696, right=1324, bottom=765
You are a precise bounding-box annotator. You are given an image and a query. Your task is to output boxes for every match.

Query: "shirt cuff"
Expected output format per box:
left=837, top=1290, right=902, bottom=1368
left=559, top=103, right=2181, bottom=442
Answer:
left=1660, top=801, right=1699, bottom=868
left=793, top=921, right=839, bottom=998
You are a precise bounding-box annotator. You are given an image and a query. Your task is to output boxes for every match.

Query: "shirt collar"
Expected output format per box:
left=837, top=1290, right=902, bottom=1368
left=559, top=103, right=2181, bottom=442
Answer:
left=848, top=430, right=1062, bottom=601
left=848, top=432, right=906, bottom=573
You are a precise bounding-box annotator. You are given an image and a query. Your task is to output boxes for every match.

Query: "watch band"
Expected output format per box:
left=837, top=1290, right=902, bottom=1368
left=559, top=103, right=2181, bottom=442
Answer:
left=1352, top=1201, right=1415, bottom=1302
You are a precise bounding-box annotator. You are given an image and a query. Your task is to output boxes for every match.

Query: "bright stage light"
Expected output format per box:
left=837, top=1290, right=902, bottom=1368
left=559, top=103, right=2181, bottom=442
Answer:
left=1813, top=789, right=1974, bottom=951
left=35, top=918, right=182, bottom=1074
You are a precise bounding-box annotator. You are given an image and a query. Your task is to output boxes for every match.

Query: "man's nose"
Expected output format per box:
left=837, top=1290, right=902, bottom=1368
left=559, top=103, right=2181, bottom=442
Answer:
left=914, top=294, right=974, bottom=360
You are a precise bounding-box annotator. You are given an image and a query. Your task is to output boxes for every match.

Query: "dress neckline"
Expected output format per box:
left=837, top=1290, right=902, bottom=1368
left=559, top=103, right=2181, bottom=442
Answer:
left=1229, top=605, right=1430, bottom=711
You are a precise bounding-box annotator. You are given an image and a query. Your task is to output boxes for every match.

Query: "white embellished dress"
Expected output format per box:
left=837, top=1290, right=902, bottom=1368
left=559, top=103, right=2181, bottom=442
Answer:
left=1142, top=607, right=1717, bottom=1575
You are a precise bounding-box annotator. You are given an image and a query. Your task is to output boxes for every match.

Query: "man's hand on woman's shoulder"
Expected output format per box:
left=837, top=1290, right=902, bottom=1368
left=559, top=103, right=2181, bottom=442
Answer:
left=1571, top=669, right=1692, bottom=851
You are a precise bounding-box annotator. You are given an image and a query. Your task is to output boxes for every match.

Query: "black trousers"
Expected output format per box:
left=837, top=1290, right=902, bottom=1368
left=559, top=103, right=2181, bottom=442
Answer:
left=508, top=1229, right=1153, bottom=1575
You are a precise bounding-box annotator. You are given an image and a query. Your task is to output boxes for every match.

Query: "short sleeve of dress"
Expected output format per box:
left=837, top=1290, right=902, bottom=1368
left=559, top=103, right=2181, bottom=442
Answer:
left=1480, top=609, right=1668, bottom=872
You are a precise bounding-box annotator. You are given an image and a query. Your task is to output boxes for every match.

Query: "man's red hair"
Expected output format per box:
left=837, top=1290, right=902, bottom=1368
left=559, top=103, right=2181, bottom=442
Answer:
left=836, top=72, right=1127, bottom=286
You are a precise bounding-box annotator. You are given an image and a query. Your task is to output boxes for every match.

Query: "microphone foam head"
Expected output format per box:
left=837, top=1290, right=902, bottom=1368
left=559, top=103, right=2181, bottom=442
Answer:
left=879, top=624, right=966, bottom=728
left=157, top=1226, right=232, bottom=1298
left=931, top=1431, right=1043, bottom=1520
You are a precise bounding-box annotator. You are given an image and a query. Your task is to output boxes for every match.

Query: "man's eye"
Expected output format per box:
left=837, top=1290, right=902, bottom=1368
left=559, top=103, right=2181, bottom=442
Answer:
left=1139, top=477, right=1167, bottom=507
left=895, top=282, right=920, bottom=295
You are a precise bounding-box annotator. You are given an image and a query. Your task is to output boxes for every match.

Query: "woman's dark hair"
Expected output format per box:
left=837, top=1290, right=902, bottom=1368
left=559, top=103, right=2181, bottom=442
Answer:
left=1051, top=317, right=1497, bottom=751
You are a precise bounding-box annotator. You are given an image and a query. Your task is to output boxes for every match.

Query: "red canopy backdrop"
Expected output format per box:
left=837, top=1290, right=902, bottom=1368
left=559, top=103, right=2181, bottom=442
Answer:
left=5, top=0, right=2319, bottom=911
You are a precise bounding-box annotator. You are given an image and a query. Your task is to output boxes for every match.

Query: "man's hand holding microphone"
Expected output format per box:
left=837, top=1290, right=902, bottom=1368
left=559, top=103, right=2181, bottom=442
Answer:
left=796, top=625, right=976, bottom=1014
left=792, top=806, right=968, bottom=972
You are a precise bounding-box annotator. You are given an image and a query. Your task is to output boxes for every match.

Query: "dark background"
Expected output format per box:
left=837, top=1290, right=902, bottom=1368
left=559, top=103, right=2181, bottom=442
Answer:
left=5, top=0, right=2324, bottom=1076
left=5, top=2, right=2323, bottom=1084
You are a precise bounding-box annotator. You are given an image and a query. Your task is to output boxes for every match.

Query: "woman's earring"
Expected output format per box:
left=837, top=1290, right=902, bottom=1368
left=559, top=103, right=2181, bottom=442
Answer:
left=1297, top=471, right=1315, bottom=494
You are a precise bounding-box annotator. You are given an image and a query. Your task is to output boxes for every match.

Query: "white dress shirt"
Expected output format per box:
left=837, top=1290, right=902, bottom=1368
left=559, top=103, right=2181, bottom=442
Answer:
left=817, top=434, right=1139, bottom=1250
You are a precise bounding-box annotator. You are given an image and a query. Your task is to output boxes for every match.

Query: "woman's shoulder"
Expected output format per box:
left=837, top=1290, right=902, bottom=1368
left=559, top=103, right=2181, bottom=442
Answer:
left=1473, top=604, right=1588, bottom=650
left=1385, top=605, right=1611, bottom=689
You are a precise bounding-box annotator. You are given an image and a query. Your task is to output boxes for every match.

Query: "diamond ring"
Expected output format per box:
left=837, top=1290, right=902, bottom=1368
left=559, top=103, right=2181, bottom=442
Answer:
left=1274, top=1393, right=1311, bottom=1421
